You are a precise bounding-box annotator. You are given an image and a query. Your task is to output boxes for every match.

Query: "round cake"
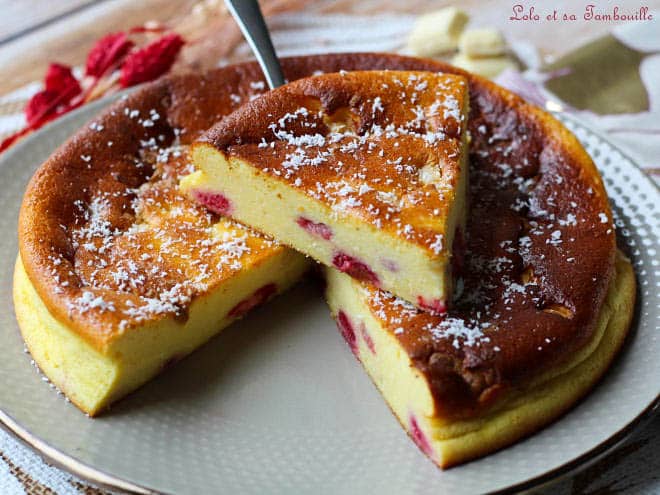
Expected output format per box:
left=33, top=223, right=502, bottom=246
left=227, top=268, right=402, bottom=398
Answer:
left=14, top=53, right=635, bottom=467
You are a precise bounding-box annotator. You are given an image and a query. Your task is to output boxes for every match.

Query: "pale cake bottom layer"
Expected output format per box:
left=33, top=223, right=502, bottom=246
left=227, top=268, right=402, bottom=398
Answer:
left=324, top=251, right=635, bottom=468
left=182, top=144, right=467, bottom=313
left=14, top=253, right=309, bottom=416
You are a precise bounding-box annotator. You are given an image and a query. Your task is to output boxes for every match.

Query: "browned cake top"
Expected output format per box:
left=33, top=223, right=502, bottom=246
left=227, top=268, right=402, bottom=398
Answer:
left=18, top=72, right=282, bottom=350
left=19, top=53, right=615, bottom=412
left=20, top=134, right=284, bottom=349
left=201, top=70, right=469, bottom=256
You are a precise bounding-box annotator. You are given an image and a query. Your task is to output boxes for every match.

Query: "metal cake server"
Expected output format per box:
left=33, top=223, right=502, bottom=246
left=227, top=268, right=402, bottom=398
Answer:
left=224, top=0, right=285, bottom=89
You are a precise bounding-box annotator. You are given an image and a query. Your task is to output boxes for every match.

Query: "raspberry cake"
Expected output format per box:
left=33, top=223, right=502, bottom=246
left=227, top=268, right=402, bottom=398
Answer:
left=182, top=70, right=469, bottom=314
left=14, top=77, right=310, bottom=416
left=14, top=53, right=635, bottom=471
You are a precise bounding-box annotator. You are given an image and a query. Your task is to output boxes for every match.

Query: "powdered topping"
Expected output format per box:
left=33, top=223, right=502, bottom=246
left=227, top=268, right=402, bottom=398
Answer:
left=429, top=234, right=444, bottom=254
left=221, top=71, right=468, bottom=256
left=57, top=138, right=280, bottom=331
left=358, top=89, right=613, bottom=362
left=427, top=317, right=492, bottom=349
left=367, top=286, right=494, bottom=350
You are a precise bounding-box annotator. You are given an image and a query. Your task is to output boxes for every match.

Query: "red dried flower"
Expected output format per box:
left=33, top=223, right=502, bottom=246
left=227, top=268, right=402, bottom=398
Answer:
left=85, top=32, right=134, bottom=78
left=119, top=33, right=184, bottom=87
left=0, top=128, right=30, bottom=153
left=129, top=22, right=167, bottom=34
left=25, top=63, right=82, bottom=127
left=2, top=29, right=185, bottom=154
left=45, top=63, right=81, bottom=94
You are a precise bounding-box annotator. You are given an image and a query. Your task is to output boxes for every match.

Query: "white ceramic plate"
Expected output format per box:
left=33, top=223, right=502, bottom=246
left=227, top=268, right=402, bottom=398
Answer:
left=0, top=99, right=658, bottom=495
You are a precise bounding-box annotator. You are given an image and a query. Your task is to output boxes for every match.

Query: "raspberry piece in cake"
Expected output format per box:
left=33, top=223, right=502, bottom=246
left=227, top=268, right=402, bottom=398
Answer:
left=296, top=216, right=333, bottom=240
left=332, top=252, right=379, bottom=285
left=192, top=190, right=233, bottom=215
left=228, top=283, right=278, bottom=318
left=182, top=71, right=469, bottom=312
left=336, top=310, right=358, bottom=355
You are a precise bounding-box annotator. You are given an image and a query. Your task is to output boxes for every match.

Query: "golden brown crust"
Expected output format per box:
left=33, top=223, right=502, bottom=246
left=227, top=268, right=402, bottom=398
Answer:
left=438, top=251, right=635, bottom=467
left=19, top=54, right=617, bottom=412
left=18, top=72, right=279, bottom=351
left=199, top=70, right=468, bottom=257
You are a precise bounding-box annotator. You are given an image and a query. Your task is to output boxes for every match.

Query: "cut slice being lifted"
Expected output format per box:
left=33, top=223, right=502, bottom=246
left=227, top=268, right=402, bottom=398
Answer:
left=182, top=70, right=470, bottom=313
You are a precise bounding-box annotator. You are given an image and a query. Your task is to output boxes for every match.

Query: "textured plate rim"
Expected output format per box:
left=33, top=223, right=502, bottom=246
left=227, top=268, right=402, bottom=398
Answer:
left=0, top=103, right=657, bottom=495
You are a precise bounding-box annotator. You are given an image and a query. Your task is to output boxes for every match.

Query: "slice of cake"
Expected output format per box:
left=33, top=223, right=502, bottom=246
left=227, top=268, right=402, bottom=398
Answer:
left=182, top=71, right=470, bottom=314
left=323, top=250, right=634, bottom=468
left=15, top=100, right=310, bottom=415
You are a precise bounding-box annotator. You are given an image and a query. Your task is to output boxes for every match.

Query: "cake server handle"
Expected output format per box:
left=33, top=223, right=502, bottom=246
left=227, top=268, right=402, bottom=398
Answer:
left=224, top=0, right=285, bottom=89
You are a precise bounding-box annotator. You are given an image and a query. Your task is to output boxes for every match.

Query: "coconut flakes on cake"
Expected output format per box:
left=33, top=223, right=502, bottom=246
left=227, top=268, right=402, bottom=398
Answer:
left=59, top=140, right=275, bottom=329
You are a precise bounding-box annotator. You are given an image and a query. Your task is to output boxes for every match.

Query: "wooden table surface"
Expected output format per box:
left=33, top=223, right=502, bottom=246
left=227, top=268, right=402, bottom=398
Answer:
left=2, top=0, right=657, bottom=95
